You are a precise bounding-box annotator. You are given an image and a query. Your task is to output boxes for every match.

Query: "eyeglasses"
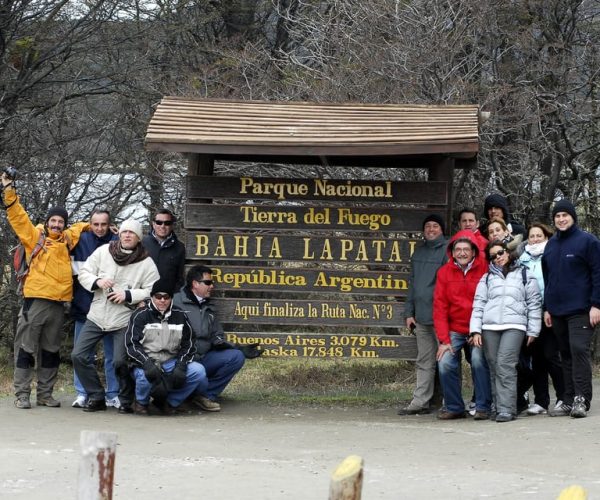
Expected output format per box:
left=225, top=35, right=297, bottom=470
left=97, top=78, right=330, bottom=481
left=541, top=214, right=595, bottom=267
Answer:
left=154, top=220, right=173, bottom=226
left=197, top=279, right=214, bottom=286
left=490, top=249, right=506, bottom=260
left=153, top=293, right=171, bottom=300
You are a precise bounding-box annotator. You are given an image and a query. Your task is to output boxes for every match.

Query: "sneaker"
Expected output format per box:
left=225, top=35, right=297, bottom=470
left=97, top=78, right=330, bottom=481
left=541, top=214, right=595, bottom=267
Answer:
left=495, top=412, right=515, bottom=422
left=553, top=400, right=564, bottom=411
left=14, top=396, right=32, bottom=409
left=105, top=396, right=121, bottom=409
left=526, top=404, right=547, bottom=415
left=83, top=399, right=107, bottom=412
left=397, top=404, right=431, bottom=416
left=437, top=410, right=466, bottom=420
left=37, top=396, right=61, bottom=407
left=550, top=402, right=572, bottom=417
left=191, top=395, right=221, bottom=412
left=72, top=395, right=88, bottom=408
left=467, top=401, right=476, bottom=417
left=570, top=396, right=587, bottom=419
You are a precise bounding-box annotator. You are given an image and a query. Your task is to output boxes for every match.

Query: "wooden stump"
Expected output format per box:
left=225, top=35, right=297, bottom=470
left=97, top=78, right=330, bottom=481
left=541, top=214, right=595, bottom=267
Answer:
left=78, top=430, right=118, bottom=500
left=329, top=455, right=364, bottom=500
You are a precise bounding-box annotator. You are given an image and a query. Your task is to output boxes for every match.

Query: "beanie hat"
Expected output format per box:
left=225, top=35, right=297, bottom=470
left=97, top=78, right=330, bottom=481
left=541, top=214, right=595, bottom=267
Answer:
left=552, top=199, right=577, bottom=224
left=151, top=278, right=175, bottom=297
left=483, top=193, right=509, bottom=221
left=119, top=219, right=143, bottom=240
left=422, top=214, right=446, bottom=235
left=46, top=207, right=68, bottom=226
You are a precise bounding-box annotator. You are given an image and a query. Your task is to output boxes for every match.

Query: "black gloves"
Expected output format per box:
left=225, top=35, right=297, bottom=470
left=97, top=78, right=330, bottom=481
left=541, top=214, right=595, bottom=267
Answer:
left=150, top=376, right=169, bottom=404
left=143, top=359, right=162, bottom=384
left=213, top=339, right=235, bottom=350
left=168, top=362, right=187, bottom=389
left=238, top=342, right=263, bottom=359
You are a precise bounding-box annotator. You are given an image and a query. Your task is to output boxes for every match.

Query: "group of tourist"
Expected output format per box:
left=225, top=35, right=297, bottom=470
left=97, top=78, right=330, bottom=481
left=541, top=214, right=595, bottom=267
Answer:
left=1, top=172, right=261, bottom=415
left=401, top=194, right=600, bottom=421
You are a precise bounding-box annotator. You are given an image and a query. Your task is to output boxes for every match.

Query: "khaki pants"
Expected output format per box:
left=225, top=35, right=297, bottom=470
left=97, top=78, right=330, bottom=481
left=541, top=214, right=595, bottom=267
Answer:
left=14, top=299, right=65, bottom=399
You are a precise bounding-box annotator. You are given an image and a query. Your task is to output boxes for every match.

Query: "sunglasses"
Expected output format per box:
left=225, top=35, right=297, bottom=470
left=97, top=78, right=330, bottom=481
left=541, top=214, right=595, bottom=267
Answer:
left=153, top=293, right=171, bottom=300
left=154, top=220, right=173, bottom=226
left=196, top=279, right=214, bottom=286
left=490, top=249, right=507, bottom=260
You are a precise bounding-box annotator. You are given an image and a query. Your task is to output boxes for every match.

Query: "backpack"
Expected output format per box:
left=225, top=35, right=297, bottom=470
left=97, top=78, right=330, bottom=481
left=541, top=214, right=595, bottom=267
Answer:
left=12, top=230, right=47, bottom=294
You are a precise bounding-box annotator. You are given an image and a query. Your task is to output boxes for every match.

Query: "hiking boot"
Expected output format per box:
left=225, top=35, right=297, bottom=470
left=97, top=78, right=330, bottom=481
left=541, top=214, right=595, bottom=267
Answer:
left=15, top=396, right=32, bottom=409
left=437, top=410, right=466, bottom=420
left=105, top=396, right=121, bottom=409
left=397, top=405, right=431, bottom=416
left=133, top=401, right=149, bottom=416
left=191, top=395, right=221, bottom=412
left=72, top=395, right=88, bottom=408
left=570, top=396, right=587, bottom=419
left=526, top=404, right=547, bottom=415
left=549, top=402, right=572, bottom=417
left=495, top=412, right=515, bottom=423
left=37, top=396, right=61, bottom=407
left=473, top=411, right=490, bottom=421
left=83, top=399, right=107, bottom=412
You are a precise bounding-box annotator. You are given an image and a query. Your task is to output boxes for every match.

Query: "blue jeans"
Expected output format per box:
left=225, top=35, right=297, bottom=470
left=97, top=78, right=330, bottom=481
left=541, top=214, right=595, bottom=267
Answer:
left=73, top=320, right=119, bottom=399
left=134, top=359, right=207, bottom=407
left=196, top=348, right=245, bottom=400
left=438, top=332, right=492, bottom=414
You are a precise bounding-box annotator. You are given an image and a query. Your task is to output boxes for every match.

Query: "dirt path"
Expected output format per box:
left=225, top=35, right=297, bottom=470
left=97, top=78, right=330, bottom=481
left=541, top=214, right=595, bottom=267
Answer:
left=1, top=388, right=599, bottom=499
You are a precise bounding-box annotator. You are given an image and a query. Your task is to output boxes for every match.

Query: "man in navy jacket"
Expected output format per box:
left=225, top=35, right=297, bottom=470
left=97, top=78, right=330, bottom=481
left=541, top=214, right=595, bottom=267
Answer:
left=542, top=199, right=600, bottom=418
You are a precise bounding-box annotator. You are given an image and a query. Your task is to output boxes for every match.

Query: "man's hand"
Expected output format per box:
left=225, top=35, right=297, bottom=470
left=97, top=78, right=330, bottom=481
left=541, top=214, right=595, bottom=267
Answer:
left=544, top=311, right=552, bottom=328
left=168, top=362, right=187, bottom=389
left=406, top=317, right=416, bottom=330
left=238, top=342, right=263, bottom=359
left=436, top=343, right=453, bottom=361
left=590, top=306, right=600, bottom=327
left=1, top=172, right=13, bottom=187
left=143, top=359, right=162, bottom=384
left=526, top=336, right=536, bottom=347
left=96, top=278, right=115, bottom=290
left=470, top=333, right=482, bottom=347
left=107, top=289, right=126, bottom=304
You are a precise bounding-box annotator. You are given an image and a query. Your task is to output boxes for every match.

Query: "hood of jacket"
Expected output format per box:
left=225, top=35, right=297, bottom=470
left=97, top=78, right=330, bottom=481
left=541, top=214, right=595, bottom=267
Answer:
left=446, top=229, right=481, bottom=260
left=483, top=193, right=511, bottom=221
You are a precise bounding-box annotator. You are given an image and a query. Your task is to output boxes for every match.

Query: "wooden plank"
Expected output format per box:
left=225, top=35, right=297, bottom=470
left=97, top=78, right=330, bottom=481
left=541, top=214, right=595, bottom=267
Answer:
left=185, top=204, right=446, bottom=233
left=186, top=232, right=417, bottom=264
left=213, top=298, right=404, bottom=327
left=225, top=331, right=417, bottom=359
left=187, top=176, right=448, bottom=204
left=210, top=265, right=409, bottom=296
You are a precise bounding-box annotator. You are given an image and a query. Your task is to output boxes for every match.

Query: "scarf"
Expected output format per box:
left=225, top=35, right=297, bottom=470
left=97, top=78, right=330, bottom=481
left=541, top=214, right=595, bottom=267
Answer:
left=524, top=240, right=547, bottom=258
left=108, top=240, right=148, bottom=266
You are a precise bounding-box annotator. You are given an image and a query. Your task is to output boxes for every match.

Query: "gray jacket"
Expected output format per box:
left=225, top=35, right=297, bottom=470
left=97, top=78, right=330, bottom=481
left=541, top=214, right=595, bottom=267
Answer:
left=470, top=265, right=542, bottom=337
left=404, top=234, right=448, bottom=325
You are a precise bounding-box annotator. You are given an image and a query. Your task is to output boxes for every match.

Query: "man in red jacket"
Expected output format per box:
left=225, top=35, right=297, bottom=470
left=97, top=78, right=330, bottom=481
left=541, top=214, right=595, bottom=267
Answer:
left=433, top=230, right=492, bottom=420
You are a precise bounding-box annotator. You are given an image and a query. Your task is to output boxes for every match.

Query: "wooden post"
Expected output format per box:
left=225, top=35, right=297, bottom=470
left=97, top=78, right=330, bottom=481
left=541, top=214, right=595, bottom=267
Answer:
left=78, top=430, right=118, bottom=500
left=328, top=455, right=364, bottom=500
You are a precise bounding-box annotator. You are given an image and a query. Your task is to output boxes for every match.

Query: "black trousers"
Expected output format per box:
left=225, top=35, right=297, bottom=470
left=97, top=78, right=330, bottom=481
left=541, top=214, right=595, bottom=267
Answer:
left=551, top=313, right=594, bottom=407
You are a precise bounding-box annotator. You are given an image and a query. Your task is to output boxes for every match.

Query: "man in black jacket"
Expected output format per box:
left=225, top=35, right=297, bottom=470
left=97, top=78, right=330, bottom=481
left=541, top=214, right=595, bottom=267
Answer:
left=173, top=265, right=262, bottom=412
left=125, top=279, right=206, bottom=415
left=143, top=208, right=186, bottom=290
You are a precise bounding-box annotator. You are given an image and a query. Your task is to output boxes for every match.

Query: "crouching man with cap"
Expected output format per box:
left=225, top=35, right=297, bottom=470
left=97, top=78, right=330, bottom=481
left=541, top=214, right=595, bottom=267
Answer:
left=1, top=173, right=89, bottom=409
left=125, top=279, right=207, bottom=415
left=72, top=219, right=160, bottom=413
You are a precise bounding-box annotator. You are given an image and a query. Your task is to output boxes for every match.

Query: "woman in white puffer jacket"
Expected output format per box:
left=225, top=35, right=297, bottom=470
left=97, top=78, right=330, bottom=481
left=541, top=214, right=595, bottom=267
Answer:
left=470, top=240, right=542, bottom=422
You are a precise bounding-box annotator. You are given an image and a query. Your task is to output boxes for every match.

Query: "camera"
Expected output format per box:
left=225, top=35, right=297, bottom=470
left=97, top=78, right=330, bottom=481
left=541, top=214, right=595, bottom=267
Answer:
left=2, top=166, right=17, bottom=181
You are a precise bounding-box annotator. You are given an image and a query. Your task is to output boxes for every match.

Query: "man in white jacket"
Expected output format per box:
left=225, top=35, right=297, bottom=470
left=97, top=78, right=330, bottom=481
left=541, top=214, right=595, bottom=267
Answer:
left=71, top=219, right=160, bottom=413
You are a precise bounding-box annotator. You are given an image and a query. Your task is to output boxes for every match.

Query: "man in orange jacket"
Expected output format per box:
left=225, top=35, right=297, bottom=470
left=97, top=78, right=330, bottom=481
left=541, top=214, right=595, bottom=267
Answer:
left=1, top=172, right=88, bottom=409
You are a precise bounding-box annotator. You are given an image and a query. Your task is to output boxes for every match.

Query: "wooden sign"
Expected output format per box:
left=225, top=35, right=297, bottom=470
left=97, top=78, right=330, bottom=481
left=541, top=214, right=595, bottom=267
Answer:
left=225, top=331, right=417, bottom=359
left=186, top=232, right=418, bottom=264
left=210, top=265, right=409, bottom=296
left=213, top=298, right=404, bottom=327
left=186, top=203, right=445, bottom=233
left=187, top=175, right=448, bottom=204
